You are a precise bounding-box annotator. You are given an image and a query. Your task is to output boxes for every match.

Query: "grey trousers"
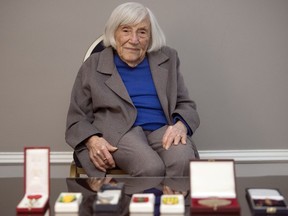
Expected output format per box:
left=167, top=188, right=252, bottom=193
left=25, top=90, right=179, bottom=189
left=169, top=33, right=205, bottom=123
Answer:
left=75, top=126, right=199, bottom=177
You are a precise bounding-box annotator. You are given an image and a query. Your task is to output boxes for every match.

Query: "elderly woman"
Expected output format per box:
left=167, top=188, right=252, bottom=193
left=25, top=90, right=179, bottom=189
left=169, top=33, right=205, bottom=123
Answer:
left=65, top=2, right=200, bottom=177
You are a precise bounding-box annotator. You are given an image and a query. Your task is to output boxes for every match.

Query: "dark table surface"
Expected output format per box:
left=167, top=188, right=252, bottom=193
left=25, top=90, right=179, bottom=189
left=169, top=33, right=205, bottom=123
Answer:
left=1, top=175, right=287, bottom=216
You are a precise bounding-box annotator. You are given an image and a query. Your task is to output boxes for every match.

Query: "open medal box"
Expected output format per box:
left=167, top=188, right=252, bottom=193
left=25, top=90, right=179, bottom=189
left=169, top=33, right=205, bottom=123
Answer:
left=246, top=188, right=288, bottom=215
left=16, top=147, right=50, bottom=213
left=190, top=160, right=240, bottom=215
left=93, top=181, right=124, bottom=213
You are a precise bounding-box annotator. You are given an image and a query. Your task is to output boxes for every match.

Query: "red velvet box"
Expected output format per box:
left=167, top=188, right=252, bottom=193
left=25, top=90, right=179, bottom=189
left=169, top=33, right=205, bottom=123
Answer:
left=16, top=147, right=50, bottom=213
left=190, top=160, right=240, bottom=215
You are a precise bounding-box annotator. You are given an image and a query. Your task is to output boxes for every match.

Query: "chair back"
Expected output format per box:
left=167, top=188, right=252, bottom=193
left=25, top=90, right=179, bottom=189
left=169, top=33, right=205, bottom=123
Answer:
left=83, top=35, right=105, bottom=61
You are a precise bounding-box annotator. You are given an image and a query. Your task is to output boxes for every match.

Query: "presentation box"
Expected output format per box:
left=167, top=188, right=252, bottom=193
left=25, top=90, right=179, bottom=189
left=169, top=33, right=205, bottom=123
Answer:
left=16, top=147, right=50, bottom=213
left=190, top=160, right=240, bottom=215
left=54, top=192, right=83, bottom=213
left=93, top=181, right=124, bottom=213
left=160, top=194, right=185, bottom=214
left=246, top=188, right=288, bottom=215
left=129, top=193, right=155, bottom=213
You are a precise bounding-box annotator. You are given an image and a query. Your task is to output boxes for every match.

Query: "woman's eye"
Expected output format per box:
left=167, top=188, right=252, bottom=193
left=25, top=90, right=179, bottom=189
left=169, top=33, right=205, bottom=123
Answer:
left=122, top=28, right=130, bottom=33
left=138, top=31, right=148, bottom=38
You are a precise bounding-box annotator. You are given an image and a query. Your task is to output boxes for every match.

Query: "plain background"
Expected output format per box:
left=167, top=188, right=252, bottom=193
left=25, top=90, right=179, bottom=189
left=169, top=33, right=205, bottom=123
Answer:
left=1, top=0, right=287, bottom=152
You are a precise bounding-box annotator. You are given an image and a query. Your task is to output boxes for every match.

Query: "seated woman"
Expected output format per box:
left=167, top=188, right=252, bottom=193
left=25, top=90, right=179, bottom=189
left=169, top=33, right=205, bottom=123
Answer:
left=65, top=2, right=200, bottom=177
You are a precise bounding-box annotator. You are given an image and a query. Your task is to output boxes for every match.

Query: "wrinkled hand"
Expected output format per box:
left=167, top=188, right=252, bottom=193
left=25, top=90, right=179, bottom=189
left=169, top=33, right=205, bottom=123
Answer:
left=86, top=135, right=118, bottom=172
left=162, top=121, right=187, bottom=150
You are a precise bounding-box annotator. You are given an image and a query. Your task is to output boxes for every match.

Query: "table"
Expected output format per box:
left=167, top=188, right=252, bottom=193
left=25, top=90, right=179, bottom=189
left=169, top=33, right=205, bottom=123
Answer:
left=1, top=175, right=287, bottom=215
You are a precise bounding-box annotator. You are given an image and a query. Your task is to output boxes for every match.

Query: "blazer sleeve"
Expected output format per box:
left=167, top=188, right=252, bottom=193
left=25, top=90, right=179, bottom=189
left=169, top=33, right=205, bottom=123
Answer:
left=172, top=52, right=200, bottom=135
left=65, top=62, right=101, bottom=149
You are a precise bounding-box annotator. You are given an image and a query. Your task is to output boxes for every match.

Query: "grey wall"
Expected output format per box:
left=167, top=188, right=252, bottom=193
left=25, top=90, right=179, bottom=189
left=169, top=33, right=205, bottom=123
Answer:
left=1, top=0, right=287, bottom=152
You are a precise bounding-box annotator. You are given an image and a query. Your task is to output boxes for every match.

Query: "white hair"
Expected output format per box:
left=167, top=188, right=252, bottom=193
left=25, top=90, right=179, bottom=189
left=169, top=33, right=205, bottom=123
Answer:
left=103, top=2, right=166, bottom=52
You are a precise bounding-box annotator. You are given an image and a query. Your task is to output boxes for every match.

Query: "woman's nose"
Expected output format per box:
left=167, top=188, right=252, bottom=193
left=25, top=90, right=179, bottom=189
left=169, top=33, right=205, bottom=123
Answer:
left=129, top=32, right=140, bottom=44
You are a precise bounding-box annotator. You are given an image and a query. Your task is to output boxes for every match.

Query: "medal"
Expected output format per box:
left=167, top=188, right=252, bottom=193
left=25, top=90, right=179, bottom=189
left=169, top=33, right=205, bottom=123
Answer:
left=198, top=198, right=231, bottom=211
left=27, top=194, right=42, bottom=210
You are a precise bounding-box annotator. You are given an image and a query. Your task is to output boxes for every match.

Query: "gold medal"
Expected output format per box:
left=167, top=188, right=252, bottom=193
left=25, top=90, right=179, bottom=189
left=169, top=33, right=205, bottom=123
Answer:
left=198, top=198, right=231, bottom=211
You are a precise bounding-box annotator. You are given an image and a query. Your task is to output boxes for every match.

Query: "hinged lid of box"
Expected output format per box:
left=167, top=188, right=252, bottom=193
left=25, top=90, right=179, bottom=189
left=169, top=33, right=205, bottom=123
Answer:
left=190, top=160, right=236, bottom=199
left=24, top=147, right=50, bottom=196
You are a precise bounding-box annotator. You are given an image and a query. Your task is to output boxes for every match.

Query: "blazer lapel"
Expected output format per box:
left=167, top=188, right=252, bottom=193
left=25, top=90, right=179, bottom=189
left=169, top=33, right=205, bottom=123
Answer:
left=97, top=48, right=133, bottom=105
left=148, top=50, right=170, bottom=122
left=96, top=47, right=171, bottom=113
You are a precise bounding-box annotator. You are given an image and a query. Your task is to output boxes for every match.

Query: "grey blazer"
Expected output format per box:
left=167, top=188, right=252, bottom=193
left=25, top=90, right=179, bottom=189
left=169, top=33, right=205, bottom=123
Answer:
left=65, top=46, right=200, bottom=150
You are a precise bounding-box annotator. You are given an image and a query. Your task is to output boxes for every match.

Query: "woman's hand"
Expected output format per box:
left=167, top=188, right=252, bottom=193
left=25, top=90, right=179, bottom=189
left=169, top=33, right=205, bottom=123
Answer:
left=162, top=121, right=187, bottom=150
left=85, top=135, right=118, bottom=172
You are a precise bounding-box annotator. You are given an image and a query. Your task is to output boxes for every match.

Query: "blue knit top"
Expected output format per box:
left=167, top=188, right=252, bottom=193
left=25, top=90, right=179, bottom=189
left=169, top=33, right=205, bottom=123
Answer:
left=114, top=54, right=167, bottom=131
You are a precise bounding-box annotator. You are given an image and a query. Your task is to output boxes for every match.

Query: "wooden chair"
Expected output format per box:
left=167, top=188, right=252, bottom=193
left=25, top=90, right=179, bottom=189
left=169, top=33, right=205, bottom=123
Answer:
left=69, top=35, right=127, bottom=177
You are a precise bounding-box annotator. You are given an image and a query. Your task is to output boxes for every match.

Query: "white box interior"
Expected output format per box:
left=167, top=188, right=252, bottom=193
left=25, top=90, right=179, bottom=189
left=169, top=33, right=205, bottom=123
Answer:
left=190, top=161, right=236, bottom=198
left=247, top=189, right=284, bottom=200
left=26, top=148, right=49, bottom=196
left=96, top=190, right=121, bottom=205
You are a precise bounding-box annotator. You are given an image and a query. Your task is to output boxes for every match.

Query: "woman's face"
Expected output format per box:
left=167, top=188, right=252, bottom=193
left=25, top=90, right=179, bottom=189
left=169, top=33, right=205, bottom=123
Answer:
left=114, top=18, right=151, bottom=67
